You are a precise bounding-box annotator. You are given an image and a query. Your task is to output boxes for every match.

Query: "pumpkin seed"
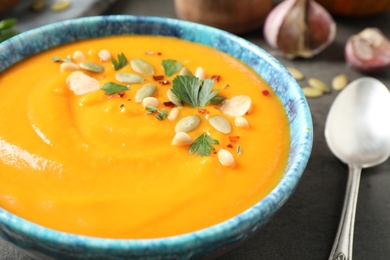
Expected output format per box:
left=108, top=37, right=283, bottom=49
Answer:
left=172, top=132, right=193, bottom=146
left=98, top=49, right=112, bottom=62
left=218, top=149, right=235, bottom=167
left=175, top=115, right=201, bottom=133
left=73, top=50, right=86, bottom=61
left=302, top=87, right=323, bottom=98
left=168, top=107, right=179, bottom=121
left=179, top=67, right=193, bottom=76
left=210, top=96, right=226, bottom=105
left=209, top=115, right=232, bottom=134
left=308, top=78, right=330, bottom=93
left=234, top=116, right=249, bottom=128
left=167, top=88, right=183, bottom=106
left=116, top=72, right=144, bottom=84
left=287, top=66, right=304, bottom=81
left=66, top=71, right=100, bottom=95
left=79, top=62, right=104, bottom=73
left=135, top=83, right=157, bottom=103
left=142, top=97, right=159, bottom=107
left=195, top=67, right=205, bottom=80
left=60, top=62, right=79, bottom=72
left=220, top=95, right=252, bottom=117
left=332, top=74, right=349, bottom=91
left=51, top=0, right=71, bottom=11
left=31, top=0, right=46, bottom=11
left=130, top=58, right=154, bottom=75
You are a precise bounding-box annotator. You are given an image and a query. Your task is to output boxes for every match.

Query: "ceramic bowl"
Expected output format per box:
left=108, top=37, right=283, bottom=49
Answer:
left=0, top=15, right=313, bottom=259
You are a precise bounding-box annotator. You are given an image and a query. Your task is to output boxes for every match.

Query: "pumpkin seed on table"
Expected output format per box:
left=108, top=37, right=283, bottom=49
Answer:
left=116, top=72, right=144, bottom=84
left=51, top=0, right=71, bottom=11
left=130, top=58, right=154, bottom=75
left=308, top=78, right=330, bottom=93
left=209, top=115, right=232, bottom=134
left=79, top=62, right=105, bottom=73
left=286, top=66, right=304, bottom=81
left=135, top=83, right=157, bottom=102
left=302, top=86, right=323, bottom=98
left=175, top=115, right=201, bottom=133
left=332, top=74, right=349, bottom=91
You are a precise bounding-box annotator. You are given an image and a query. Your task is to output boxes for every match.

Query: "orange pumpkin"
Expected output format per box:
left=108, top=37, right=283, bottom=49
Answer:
left=316, top=0, right=390, bottom=16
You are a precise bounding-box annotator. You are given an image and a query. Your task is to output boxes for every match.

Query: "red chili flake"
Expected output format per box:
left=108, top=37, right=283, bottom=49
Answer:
left=227, top=144, right=233, bottom=148
left=262, top=90, right=270, bottom=96
left=117, top=92, right=125, bottom=98
left=159, top=80, right=171, bottom=85
left=211, top=75, right=221, bottom=82
left=127, top=98, right=131, bottom=101
left=198, top=109, right=208, bottom=114
left=153, top=75, right=164, bottom=81
left=228, top=136, right=240, bottom=143
left=163, top=101, right=176, bottom=107
left=120, top=103, right=125, bottom=108
left=157, top=52, right=162, bottom=56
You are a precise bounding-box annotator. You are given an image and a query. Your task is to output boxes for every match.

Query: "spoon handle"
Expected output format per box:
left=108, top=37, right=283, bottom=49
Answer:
left=329, top=165, right=362, bottom=260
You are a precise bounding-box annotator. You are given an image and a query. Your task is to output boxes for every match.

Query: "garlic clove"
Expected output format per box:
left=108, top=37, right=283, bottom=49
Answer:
left=345, top=28, right=390, bottom=73
left=264, top=0, right=336, bottom=59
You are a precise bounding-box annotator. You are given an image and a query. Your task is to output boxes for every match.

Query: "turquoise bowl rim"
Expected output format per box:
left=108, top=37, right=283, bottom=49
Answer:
left=0, top=15, right=313, bottom=258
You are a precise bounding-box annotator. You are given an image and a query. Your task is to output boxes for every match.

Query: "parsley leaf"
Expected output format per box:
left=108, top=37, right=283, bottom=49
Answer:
left=171, top=75, right=219, bottom=108
left=145, top=106, right=167, bottom=120
left=189, top=133, right=219, bottom=157
left=0, top=18, right=18, bottom=42
left=162, top=59, right=183, bottom=77
left=111, top=53, right=128, bottom=71
left=101, top=82, right=129, bottom=95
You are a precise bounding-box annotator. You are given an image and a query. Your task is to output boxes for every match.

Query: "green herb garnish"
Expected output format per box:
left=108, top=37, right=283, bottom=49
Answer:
left=52, top=55, right=71, bottom=63
left=145, top=106, right=167, bottom=120
left=101, top=82, right=129, bottom=95
left=171, top=75, right=219, bottom=108
left=189, top=133, right=219, bottom=157
left=0, top=18, right=19, bottom=42
left=237, top=145, right=242, bottom=155
left=111, top=53, right=128, bottom=71
left=162, top=59, right=183, bottom=77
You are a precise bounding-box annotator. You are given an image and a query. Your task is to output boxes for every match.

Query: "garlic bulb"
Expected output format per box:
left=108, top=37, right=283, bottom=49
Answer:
left=264, top=0, right=336, bottom=59
left=345, top=28, right=390, bottom=73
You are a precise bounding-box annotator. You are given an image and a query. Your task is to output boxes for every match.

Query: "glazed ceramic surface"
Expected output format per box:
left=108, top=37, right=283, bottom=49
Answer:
left=0, top=15, right=312, bottom=259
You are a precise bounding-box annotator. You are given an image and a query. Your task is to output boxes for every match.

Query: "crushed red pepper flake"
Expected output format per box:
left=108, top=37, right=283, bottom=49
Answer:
left=159, top=80, right=171, bottom=85
left=211, top=75, right=221, bottom=82
left=262, top=90, right=270, bottom=96
left=198, top=109, right=208, bottom=114
left=228, top=136, right=240, bottom=143
left=117, top=92, right=125, bottom=98
left=227, top=144, right=233, bottom=148
left=163, top=101, right=176, bottom=107
left=153, top=75, right=164, bottom=81
left=157, top=52, right=162, bottom=56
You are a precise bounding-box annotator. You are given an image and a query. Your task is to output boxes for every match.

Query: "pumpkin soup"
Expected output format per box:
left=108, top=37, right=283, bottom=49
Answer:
left=0, top=35, right=289, bottom=238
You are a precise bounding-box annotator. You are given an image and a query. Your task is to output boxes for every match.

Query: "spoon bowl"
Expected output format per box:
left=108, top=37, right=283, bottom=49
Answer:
left=325, top=77, right=390, bottom=260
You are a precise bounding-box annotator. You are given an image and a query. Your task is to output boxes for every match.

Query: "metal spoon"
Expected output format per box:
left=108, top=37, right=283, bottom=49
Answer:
left=325, top=77, right=390, bottom=260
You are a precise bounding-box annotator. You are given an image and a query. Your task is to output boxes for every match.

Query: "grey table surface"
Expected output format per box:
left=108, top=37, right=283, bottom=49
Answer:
left=1, top=0, right=390, bottom=259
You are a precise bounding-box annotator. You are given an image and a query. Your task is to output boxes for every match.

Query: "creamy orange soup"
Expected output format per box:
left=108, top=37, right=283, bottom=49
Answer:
left=0, top=35, right=289, bottom=238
